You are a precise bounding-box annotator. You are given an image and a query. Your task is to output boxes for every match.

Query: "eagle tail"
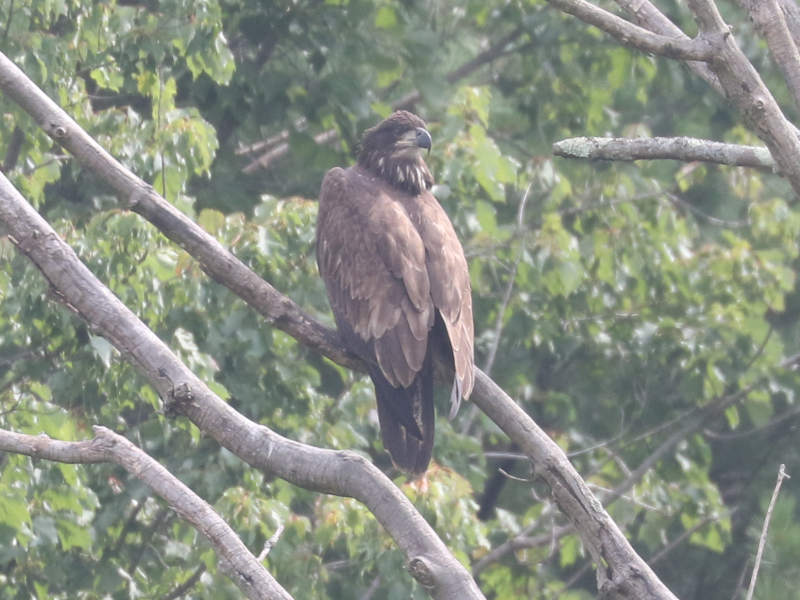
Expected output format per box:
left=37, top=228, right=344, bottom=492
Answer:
left=370, top=352, right=434, bottom=476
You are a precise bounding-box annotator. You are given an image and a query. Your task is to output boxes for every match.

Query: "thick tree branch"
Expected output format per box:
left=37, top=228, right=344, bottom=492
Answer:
left=553, top=136, right=775, bottom=169
left=0, top=427, right=292, bottom=600
left=0, top=52, right=678, bottom=599
left=777, top=0, right=800, bottom=49
left=738, top=0, right=800, bottom=114
left=545, top=0, right=713, bottom=61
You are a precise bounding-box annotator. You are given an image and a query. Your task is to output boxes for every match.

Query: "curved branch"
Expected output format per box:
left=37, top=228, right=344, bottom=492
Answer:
left=553, top=136, right=775, bottom=169
left=0, top=427, right=292, bottom=600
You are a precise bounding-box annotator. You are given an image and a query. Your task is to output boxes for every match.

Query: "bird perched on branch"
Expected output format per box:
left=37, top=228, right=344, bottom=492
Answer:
left=316, top=111, right=474, bottom=475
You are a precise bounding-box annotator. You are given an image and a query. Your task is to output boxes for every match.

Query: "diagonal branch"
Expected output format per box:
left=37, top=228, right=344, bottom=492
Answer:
left=0, top=51, right=678, bottom=599
left=0, top=426, right=293, bottom=600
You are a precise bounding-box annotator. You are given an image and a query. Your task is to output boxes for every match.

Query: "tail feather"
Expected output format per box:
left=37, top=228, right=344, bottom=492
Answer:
left=370, top=351, right=434, bottom=475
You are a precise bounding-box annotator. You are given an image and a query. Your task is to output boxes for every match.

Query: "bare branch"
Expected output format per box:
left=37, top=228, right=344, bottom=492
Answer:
left=257, top=524, right=286, bottom=561
left=0, top=427, right=292, bottom=600
left=738, top=0, right=800, bottom=114
left=164, top=565, right=207, bottom=600
left=545, top=0, right=713, bottom=61
left=553, top=136, right=775, bottom=169
left=550, top=0, right=800, bottom=196
left=745, top=464, right=791, bottom=600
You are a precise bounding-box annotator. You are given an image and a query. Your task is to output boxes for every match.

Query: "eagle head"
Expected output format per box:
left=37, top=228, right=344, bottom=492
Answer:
left=357, top=110, right=434, bottom=195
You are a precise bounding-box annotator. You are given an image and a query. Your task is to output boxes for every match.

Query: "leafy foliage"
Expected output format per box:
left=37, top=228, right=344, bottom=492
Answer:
left=2, top=0, right=800, bottom=598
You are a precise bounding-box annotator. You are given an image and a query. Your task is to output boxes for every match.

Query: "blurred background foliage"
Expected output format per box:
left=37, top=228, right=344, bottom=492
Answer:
left=1, top=0, right=799, bottom=598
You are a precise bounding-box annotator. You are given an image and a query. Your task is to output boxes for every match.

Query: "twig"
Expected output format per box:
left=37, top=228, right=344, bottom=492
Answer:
left=745, top=464, right=790, bottom=600
left=649, top=513, right=723, bottom=566
left=665, top=191, right=750, bottom=228
left=257, top=524, right=286, bottom=561
left=359, top=575, right=381, bottom=600
left=483, top=182, right=532, bottom=377
left=461, top=183, right=532, bottom=434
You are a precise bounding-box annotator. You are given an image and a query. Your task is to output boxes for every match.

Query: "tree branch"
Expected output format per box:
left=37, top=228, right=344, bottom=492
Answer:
left=0, top=51, right=678, bottom=599
left=545, top=0, right=713, bottom=61
left=471, top=371, right=678, bottom=599
left=0, top=427, right=292, bottom=600
left=553, top=136, right=775, bottom=169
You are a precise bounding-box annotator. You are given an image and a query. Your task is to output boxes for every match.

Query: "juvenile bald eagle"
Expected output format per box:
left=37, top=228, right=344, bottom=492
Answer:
left=316, top=111, right=474, bottom=475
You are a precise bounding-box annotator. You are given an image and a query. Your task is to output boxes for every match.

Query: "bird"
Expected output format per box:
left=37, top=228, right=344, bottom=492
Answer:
left=316, top=110, right=474, bottom=475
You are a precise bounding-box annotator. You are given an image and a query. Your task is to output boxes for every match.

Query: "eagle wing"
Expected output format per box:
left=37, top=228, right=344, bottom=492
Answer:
left=411, top=192, right=475, bottom=406
left=316, top=167, right=435, bottom=388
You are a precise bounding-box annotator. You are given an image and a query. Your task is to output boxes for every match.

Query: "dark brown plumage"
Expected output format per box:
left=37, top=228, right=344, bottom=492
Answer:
left=316, top=111, right=474, bottom=475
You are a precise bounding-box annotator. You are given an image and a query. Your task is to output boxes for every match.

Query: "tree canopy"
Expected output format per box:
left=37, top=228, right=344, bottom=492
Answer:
left=1, top=1, right=800, bottom=599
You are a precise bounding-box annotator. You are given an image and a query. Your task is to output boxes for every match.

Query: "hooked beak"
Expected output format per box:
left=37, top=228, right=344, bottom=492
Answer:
left=415, top=127, right=432, bottom=155
left=396, top=127, right=433, bottom=157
